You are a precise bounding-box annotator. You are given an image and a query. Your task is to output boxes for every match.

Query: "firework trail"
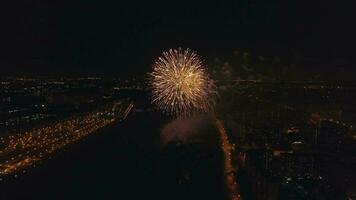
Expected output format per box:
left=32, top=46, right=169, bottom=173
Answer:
left=148, top=48, right=216, bottom=117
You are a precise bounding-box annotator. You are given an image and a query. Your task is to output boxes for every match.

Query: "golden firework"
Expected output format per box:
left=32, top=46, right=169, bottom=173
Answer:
left=148, top=48, right=216, bottom=117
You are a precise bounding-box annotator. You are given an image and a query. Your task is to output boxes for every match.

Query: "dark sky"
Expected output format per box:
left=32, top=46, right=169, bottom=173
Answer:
left=0, top=0, right=354, bottom=76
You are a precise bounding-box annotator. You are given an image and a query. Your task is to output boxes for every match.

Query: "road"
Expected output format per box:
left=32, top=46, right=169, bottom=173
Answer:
left=216, top=119, right=241, bottom=200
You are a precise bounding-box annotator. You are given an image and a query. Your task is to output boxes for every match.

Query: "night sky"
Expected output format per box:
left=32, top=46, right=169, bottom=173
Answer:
left=1, top=0, right=354, bottom=76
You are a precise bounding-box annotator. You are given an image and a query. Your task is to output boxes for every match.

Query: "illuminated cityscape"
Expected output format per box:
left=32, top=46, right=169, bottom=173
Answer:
left=0, top=100, right=132, bottom=176
left=1, top=1, right=355, bottom=200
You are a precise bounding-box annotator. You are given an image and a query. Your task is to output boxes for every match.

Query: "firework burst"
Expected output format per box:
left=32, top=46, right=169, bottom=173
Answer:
left=148, top=48, right=216, bottom=117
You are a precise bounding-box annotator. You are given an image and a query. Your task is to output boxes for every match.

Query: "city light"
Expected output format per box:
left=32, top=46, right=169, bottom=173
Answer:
left=0, top=101, right=133, bottom=176
left=216, top=119, right=241, bottom=200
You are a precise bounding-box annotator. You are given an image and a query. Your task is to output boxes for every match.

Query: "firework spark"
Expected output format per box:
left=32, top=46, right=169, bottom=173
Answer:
left=148, top=48, right=216, bottom=117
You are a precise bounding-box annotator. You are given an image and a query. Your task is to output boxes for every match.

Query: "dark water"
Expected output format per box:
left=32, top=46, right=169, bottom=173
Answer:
left=0, top=111, right=225, bottom=200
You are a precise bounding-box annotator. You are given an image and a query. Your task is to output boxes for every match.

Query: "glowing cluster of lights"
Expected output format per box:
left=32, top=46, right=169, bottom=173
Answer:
left=216, top=119, right=241, bottom=200
left=148, top=48, right=216, bottom=117
left=0, top=101, right=133, bottom=177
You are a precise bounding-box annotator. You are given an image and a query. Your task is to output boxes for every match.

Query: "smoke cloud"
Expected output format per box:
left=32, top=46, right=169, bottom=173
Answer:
left=161, top=115, right=217, bottom=145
